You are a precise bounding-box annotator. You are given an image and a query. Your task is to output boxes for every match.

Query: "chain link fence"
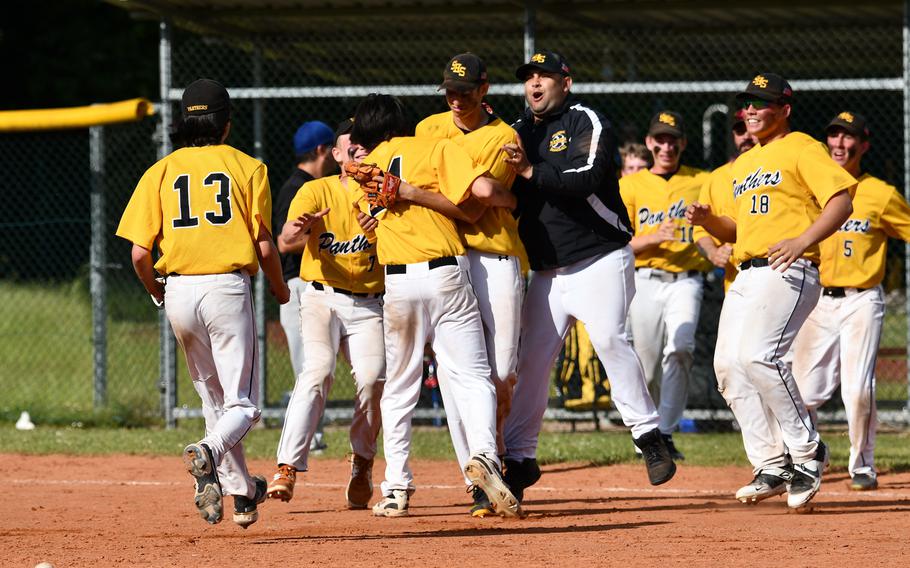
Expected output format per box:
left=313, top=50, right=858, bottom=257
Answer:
left=3, top=4, right=909, bottom=428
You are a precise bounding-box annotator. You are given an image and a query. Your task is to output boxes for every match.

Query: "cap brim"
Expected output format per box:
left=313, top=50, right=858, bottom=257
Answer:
left=438, top=79, right=482, bottom=92
left=515, top=63, right=567, bottom=80
left=648, top=125, right=684, bottom=138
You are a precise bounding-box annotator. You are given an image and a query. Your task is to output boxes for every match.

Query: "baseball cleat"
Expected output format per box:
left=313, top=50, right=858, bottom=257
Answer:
left=464, top=454, right=523, bottom=518
left=662, top=434, right=685, bottom=461
left=346, top=454, right=374, bottom=509
left=633, top=428, right=677, bottom=486
left=267, top=464, right=297, bottom=502
left=469, top=486, right=493, bottom=518
left=233, top=475, right=268, bottom=529
left=503, top=457, right=541, bottom=503
left=183, top=443, right=223, bottom=525
left=787, top=442, right=828, bottom=509
left=735, top=467, right=792, bottom=504
left=372, top=489, right=410, bottom=517
left=849, top=473, right=878, bottom=491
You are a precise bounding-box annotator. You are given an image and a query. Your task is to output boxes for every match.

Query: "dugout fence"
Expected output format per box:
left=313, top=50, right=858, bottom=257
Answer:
left=3, top=0, right=910, bottom=430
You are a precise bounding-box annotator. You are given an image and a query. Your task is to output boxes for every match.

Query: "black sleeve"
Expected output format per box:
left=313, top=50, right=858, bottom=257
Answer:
left=272, top=182, right=292, bottom=241
left=529, top=111, right=618, bottom=197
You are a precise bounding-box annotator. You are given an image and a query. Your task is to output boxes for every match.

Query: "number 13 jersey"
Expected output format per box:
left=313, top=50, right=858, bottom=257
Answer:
left=116, top=145, right=271, bottom=276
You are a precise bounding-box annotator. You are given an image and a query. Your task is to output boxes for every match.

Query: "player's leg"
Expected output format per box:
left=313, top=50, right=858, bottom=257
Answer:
left=628, top=275, right=667, bottom=388
left=279, top=277, right=307, bottom=383
left=791, top=294, right=841, bottom=417
left=838, top=287, right=884, bottom=487
left=341, top=297, right=386, bottom=508
left=657, top=276, right=703, bottom=439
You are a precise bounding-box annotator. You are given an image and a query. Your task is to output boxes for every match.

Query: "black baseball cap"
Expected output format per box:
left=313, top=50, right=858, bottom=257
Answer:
left=736, top=73, right=794, bottom=103
left=515, top=51, right=571, bottom=80
left=181, top=79, right=230, bottom=117
left=439, top=53, right=488, bottom=92
left=826, top=111, right=871, bottom=139
left=648, top=111, right=685, bottom=138
left=334, top=117, right=355, bottom=141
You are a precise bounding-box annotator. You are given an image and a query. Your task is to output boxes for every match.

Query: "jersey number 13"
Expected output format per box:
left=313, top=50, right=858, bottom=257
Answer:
left=172, top=172, right=233, bottom=228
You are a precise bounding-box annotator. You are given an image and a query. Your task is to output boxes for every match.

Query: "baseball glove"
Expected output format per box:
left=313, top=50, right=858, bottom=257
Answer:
left=344, top=162, right=400, bottom=209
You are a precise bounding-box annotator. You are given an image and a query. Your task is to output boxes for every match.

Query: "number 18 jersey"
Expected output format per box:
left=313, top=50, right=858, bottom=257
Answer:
left=116, top=145, right=271, bottom=276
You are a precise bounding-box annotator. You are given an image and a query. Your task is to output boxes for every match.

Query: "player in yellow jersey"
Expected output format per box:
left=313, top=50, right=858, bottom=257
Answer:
left=620, top=110, right=712, bottom=461
left=116, top=79, right=290, bottom=528
left=791, top=112, right=910, bottom=491
left=687, top=73, right=855, bottom=510
left=415, top=53, right=524, bottom=517
left=265, top=118, right=385, bottom=510
left=693, top=110, right=757, bottom=291
left=349, top=93, right=521, bottom=518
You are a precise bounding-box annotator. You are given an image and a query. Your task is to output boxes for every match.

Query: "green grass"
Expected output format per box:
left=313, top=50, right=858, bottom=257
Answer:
left=3, top=424, right=910, bottom=472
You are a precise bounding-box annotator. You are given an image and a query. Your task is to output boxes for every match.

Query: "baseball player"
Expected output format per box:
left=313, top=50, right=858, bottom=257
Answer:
left=414, top=53, right=524, bottom=517
left=620, top=142, right=653, bottom=177
left=693, top=110, right=757, bottom=291
left=791, top=112, right=910, bottom=491
left=272, top=120, right=336, bottom=454
left=621, top=110, right=712, bottom=461
left=266, top=118, right=385, bottom=509
left=116, top=79, right=290, bottom=528
left=687, top=73, right=856, bottom=509
left=501, top=51, right=676, bottom=503
left=348, top=93, right=521, bottom=518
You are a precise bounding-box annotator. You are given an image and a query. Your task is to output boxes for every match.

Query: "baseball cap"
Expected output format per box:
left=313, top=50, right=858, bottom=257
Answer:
left=515, top=51, right=571, bottom=80
left=439, top=53, right=488, bottom=92
left=293, top=121, right=334, bottom=156
left=648, top=111, right=685, bottom=138
left=334, top=117, right=355, bottom=141
left=181, top=79, right=230, bottom=117
left=736, top=72, right=794, bottom=103
left=826, top=111, right=871, bottom=139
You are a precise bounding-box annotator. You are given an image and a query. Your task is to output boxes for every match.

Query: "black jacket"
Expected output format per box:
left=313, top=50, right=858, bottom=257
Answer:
left=272, top=168, right=315, bottom=282
left=513, top=97, right=632, bottom=271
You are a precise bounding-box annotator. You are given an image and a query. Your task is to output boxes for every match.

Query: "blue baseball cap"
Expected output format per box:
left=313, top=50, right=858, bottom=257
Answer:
left=293, top=121, right=334, bottom=156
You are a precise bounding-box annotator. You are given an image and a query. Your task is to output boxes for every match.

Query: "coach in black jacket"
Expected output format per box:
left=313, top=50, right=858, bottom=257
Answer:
left=500, top=51, right=676, bottom=502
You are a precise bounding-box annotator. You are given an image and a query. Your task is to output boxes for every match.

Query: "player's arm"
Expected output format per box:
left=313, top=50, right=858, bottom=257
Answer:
left=398, top=181, right=486, bottom=223
left=277, top=208, right=330, bottom=253
left=629, top=218, right=676, bottom=253
left=129, top=244, right=164, bottom=304
left=255, top=224, right=291, bottom=304
left=768, top=190, right=853, bottom=271
left=685, top=202, right=737, bottom=243
left=469, top=176, right=517, bottom=209
left=696, top=236, right=733, bottom=268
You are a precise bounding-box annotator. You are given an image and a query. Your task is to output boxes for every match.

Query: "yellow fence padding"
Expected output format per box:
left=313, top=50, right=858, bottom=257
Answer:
left=0, top=98, right=155, bottom=132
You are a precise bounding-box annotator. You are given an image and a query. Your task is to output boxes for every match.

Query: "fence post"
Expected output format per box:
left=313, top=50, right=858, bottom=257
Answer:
left=89, top=125, right=107, bottom=408
left=904, top=0, right=910, bottom=413
left=159, top=18, right=178, bottom=429
left=252, top=43, right=268, bottom=407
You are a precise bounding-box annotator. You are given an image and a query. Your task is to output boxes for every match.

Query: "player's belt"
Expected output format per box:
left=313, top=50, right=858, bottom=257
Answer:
left=739, top=258, right=819, bottom=271
left=310, top=281, right=381, bottom=298
left=635, top=268, right=701, bottom=283
left=823, top=286, right=868, bottom=298
left=385, top=256, right=458, bottom=275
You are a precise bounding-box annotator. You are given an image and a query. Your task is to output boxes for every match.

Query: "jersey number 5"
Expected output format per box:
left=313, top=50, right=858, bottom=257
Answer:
left=172, top=172, right=233, bottom=229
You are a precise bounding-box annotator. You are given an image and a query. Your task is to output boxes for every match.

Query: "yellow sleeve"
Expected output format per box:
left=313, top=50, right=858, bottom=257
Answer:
left=115, top=160, right=165, bottom=250
left=880, top=186, right=910, bottom=241
left=797, top=141, right=858, bottom=207
left=618, top=178, right=636, bottom=232
left=250, top=163, right=272, bottom=238
left=472, top=128, right=516, bottom=188
left=414, top=117, right=432, bottom=138
left=432, top=139, right=487, bottom=205
left=287, top=179, right=323, bottom=221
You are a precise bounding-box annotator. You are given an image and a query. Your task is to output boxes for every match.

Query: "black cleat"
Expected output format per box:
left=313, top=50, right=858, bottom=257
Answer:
left=634, top=428, right=677, bottom=486
left=502, top=457, right=541, bottom=503
left=662, top=434, right=685, bottom=461
left=469, top=486, right=493, bottom=518
left=233, top=475, right=267, bottom=528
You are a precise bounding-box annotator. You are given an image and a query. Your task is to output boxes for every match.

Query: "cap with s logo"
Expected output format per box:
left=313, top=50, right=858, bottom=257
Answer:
left=439, top=53, right=488, bottom=92
left=826, top=111, right=870, bottom=139
left=647, top=110, right=685, bottom=138
left=515, top=50, right=571, bottom=80
left=181, top=78, right=230, bottom=117
left=736, top=72, right=794, bottom=103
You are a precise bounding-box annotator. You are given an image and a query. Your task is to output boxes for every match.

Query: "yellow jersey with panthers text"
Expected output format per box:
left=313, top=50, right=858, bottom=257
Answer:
left=726, top=132, right=857, bottom=265
left=289, top=175, right=384, bottom=293
left=355, top=137, right=487, bottom=265
left=695, top=160, right=738, bottom=290
left=817, top=173, right=910, bottom=288
left=415, top=111, right=525, bottom=259
left=619, top=165, right=713, bottom=272
left=116, top=144, right=271, bottom=276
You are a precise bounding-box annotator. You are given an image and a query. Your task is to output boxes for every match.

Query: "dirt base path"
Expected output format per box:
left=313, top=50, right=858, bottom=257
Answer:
left=5, top=454, right=910, bottom=567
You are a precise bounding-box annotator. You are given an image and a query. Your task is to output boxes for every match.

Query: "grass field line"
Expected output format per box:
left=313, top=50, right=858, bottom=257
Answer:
left=9, top=477, right=907, bottom=499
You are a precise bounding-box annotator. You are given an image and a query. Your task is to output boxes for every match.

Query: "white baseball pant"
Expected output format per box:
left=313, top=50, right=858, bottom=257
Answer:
left=276, top=282, right=385, bottom=471
left=379, top=256, right=499, bottom=496
left=791, top=286, right=883, bottom=477
left=164, top=271, right=261, bottom=500
left=504, top=246, right=661, bottom=461
left=629, top=270, right=703, bottom=435
left=279, top=277, right=307, bottom=378
left=436, top=249, right=523, bottom=485
left=714, top=259, right=821, bottom=473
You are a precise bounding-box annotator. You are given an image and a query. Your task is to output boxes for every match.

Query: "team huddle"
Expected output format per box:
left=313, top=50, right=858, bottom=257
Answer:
left=116, top=50, right=909, bottom=528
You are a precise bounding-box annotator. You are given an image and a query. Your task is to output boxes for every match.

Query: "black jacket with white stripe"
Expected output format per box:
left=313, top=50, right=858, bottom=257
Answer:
left=512, top=97, right=632, bottom=271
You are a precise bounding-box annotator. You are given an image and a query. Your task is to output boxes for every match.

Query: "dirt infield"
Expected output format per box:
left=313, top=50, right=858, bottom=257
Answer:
left=5, top=454, right=910, bottom=567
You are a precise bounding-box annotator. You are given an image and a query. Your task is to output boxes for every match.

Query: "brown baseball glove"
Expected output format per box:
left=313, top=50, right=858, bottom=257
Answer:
left=344, top=162, right=400, bottom=209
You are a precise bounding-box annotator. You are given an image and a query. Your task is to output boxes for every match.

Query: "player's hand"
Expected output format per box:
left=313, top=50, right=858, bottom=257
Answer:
left=270, top=280, right=291, bottom=305
left=685, top=202, right=712, bottom=226
left=294, top=208, right=330, bottom=234
left=768, top=236, right=810, bottom=272
left=709, top=243, right=733, bottom=268
left=355, top=205, right=379, bottom=233
left=653, top=218, right=677, bottom=243
left=502, top=136, right=532, bottom=179
left=148, top=276, right=165, bottom=308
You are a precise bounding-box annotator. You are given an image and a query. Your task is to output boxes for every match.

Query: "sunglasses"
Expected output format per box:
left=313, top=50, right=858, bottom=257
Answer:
left=738, top=98, right=779, bottom=110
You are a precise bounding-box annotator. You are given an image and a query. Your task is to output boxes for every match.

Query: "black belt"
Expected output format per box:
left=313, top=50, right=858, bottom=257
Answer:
left=169, top=269, right=241, bottom=277
left=636, top=268, right=701, bottom=283
left=823, top=287, right=868, bottom=298
left=385, top=256, right=458, bottom=275
left=738, top=258, right=818, bottom=271
left=311, top=281, right=380, bottom=298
